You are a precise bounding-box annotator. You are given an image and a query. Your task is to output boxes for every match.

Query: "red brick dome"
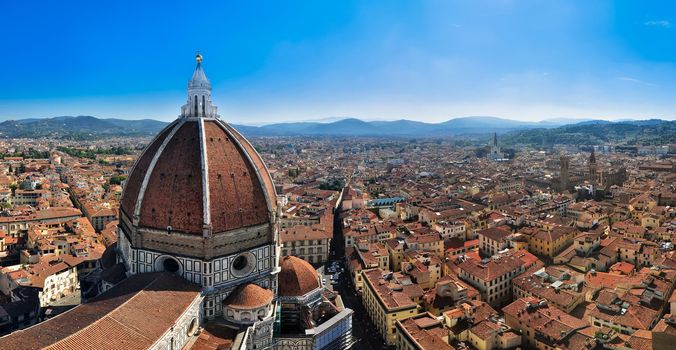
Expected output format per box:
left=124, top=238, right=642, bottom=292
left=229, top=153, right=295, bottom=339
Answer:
left=278, top=256, right=320, bottom=297
left=120, top=118, right=276, bottom=235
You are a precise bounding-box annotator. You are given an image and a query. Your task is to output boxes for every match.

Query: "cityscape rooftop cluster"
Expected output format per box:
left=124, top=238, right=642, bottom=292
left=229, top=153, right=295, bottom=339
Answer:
left=0, top=56, right=674, bottom=350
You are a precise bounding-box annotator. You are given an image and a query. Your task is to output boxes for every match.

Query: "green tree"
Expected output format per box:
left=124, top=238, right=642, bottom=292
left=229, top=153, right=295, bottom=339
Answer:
left=109, top=175, right=128, bottom=185
left=9, top=183, right=17, bottom=196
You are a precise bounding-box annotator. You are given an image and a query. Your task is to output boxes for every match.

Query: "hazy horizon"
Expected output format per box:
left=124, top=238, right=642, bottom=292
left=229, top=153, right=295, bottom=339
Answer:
left=1, top=114, right=673, bottom=128
left=2, top=1, right=676, bottom=124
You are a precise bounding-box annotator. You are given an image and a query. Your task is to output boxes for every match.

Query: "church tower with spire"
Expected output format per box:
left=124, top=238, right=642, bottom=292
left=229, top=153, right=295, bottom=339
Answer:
left=488, top=132, right=505, bottom=161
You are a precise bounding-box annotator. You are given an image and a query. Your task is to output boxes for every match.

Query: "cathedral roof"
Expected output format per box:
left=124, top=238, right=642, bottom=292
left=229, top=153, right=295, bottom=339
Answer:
left=278, top=256, right=320, bottom=297
left=120, top=55, right=276, bottom=235
left=0, top=273, right=201, bottom=350
left=223, top=283, right=274, bottom=309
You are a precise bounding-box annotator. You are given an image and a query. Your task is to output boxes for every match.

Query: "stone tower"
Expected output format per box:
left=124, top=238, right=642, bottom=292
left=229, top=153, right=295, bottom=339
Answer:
left=589, top=149, right=597, bottom=189
left=559, top=155, right=569, bottom=191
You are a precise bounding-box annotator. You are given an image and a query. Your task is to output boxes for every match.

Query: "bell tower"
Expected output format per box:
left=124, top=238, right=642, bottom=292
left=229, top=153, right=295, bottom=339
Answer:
left=560, top=155, right=569, bottom=191
left=589, top=149, right=597, bottom=188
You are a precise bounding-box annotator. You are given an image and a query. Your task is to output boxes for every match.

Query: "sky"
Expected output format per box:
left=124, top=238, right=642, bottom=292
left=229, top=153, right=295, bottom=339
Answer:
left=1, top=1, right=676, bottom=125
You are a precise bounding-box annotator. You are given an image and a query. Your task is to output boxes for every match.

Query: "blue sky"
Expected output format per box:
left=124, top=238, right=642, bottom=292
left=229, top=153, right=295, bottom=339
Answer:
left=1, top=1, right=675, bottom=124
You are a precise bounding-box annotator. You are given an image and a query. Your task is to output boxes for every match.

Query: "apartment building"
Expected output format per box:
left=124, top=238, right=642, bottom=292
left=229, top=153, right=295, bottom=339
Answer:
left=478, top=227, right=511, bottom=256
left=457, top=250, right=542, bottom=307
left=362, top=269, right=420, bottom=345
left=503, top=297, right=595, bottom=350
left=280, top=225, right=332, bottom=264
left=395, top=312, right=454, bottom=350
left=520, top=226, right=577, bottom=258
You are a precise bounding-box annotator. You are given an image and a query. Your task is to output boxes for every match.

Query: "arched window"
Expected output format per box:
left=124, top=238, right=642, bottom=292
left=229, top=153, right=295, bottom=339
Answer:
left=194, top=95, right=198, bottom=116
left=202, top=95, right=206, bottom=116
left=241, top=311, right=251, bottom=321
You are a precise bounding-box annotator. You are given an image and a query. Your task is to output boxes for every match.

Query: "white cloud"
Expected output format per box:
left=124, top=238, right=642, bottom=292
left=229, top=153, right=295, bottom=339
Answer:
left=616, top=76, right=657, bottom=87
left=644, top=20, right=671, bottom=28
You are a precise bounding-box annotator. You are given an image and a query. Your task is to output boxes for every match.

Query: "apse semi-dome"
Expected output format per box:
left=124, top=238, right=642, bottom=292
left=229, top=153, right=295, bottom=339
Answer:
left=118, top=54, right=278, bottom=260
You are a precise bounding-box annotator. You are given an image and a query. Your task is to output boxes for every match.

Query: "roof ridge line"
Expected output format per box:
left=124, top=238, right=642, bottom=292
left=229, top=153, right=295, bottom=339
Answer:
left=120, top=119, right=179, bottom=214
left=198, top=117, right=211, bottom=236
left=134, top=119, right=186, bottom=220
left=104, top=274, right=184, bottom=339
left=43, top=276, right=161, bottom=348
left=217, top=120, right=276, bottom=217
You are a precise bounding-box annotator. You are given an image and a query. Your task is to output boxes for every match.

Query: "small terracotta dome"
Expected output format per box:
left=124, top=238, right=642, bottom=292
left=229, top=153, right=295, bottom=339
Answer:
left=278, top=256, right=320, bottom=297
left=224, top=283, right=274, bottom=309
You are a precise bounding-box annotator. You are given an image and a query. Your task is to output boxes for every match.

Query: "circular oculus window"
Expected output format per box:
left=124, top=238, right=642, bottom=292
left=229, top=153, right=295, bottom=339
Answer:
left=187, top=318, right=198, bottom=336
left=162, top=257, right=180, bottom=273
left=231, top=252, right=256, bottom=278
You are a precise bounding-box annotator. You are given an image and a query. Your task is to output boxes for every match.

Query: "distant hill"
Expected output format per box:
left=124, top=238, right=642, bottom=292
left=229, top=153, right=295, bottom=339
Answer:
left=1, top=115, right=672, bottom=141
left=437, top=116, right=542, bottom=134
left=3, top=115, right=558, bottom=139
left=233, top=116, right=565, bottom=137
left=500, top=119, right=676, bottom=146
left=0, top=116, right=168, bottom=139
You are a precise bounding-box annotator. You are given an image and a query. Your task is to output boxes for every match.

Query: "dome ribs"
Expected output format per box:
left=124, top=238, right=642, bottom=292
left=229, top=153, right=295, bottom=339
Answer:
left=221, top=123, right=277, bottom=215
left=122, top=119, right=274, bottom=236
left=139, top=121, right=204, bottom=233
left=205, top=120, right=268, bottom=233
left=120, top=120, right=178, bottom=218
left=197, top=117, right=211, bottom=230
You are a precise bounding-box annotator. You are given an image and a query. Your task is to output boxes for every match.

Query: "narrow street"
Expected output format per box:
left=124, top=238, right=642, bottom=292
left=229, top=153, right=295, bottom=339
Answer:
left=333, top=272, right=387, bottom=349
left=329, top=198, right=388, bottom=350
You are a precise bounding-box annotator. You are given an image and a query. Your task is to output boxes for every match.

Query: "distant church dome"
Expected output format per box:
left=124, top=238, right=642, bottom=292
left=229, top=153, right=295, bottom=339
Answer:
left=119, top=54, right=278, bottom=260
left=278, top=256, right=320, bottom=297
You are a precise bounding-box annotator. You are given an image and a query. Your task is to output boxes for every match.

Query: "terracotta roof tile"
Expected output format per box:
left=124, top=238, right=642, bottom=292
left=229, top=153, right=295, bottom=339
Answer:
left=224, top=283, right=273, bottom=309
left=0, top=273, right=201, bottom=350
left=278, top=256, right=320, bottom=297
left=122, top=118, right=275, bottom=235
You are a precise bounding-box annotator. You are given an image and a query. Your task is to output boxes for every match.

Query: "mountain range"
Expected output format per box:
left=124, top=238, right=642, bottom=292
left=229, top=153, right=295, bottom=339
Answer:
left=0, top=115, right=673, bottom=142
left=227, top=116, right=587, bottom=137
